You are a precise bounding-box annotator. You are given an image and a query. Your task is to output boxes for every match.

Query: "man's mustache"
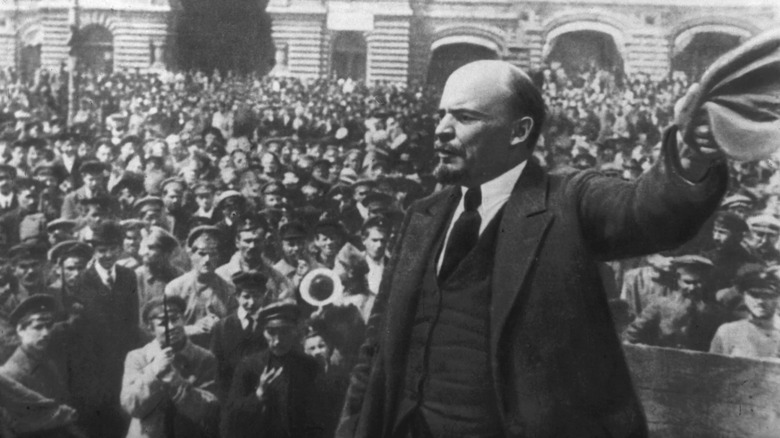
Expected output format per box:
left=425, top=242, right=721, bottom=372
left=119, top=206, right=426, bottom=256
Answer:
left=434, top=143, right=463, bottom=156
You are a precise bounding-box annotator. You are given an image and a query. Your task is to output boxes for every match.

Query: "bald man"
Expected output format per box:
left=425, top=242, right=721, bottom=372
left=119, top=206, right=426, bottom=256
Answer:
left=337, top=61, right=729, bottom=438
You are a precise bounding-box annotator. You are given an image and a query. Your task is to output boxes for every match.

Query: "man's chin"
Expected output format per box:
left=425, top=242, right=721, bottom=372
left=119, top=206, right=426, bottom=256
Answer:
left=433, top=164, right=468, bottom=185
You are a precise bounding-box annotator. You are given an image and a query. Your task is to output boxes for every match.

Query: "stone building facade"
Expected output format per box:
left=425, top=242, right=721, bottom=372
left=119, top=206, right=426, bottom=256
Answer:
left=0, top=0, right=777, bottom=85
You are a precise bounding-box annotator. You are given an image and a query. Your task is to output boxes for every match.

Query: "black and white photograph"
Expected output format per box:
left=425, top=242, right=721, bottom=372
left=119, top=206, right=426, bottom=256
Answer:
left=0, top=0, right=779, bottom=436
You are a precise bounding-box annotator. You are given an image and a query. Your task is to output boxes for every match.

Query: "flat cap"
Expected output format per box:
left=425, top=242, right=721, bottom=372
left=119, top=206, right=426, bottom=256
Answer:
left=79, top=160, right=109, bottom=175
left=258, top=301, right=300, bottom=326
left=10, top=294, right=59, bottom=327
left=747, top=214, right=780, bottom=232
left=279, top=221, right=308, bottom=240
left=48, top=240, right=93, bottom=263
left=231, top=270, right=269, bottom=292
left=187, top=225, right=221, bottom=247
left=47, top=218, right=78, bottom=233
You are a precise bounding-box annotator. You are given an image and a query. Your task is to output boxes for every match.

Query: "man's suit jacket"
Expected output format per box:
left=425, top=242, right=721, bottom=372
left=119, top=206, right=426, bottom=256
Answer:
left=337, top=132, right=729, bottom=438
left=209, top=313, right=267, bottom=399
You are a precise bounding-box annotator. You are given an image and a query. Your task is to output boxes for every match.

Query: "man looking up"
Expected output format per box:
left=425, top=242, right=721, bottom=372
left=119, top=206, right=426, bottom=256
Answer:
left=338, top=60, right=729, bottom=438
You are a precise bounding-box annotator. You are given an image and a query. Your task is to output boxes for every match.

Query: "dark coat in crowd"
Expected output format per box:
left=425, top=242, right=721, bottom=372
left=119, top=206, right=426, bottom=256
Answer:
left=338, top=134, right=729, bottom=438
left=209, top=313, right=267, bottom=400
left=222, top=350, right=324, bottom=438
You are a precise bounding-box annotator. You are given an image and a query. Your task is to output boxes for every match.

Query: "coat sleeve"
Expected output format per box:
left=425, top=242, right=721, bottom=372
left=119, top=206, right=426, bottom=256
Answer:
left=221, top=358, right=266, bottom=438
left=575, top=126, right=729, bottom=261
left=624, top=303, right=661, bottom=346
left=166, top=351, right=219, bottom=422
left=120, top=349, right=168, bottom=419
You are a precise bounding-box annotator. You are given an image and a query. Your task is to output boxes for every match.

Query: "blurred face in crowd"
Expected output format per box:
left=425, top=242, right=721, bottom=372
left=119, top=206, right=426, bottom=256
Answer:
left=26, top=147, right=43, bottom=168
left=315, top=231, right=342, bottom=260
left=744, top=289, right=779, bottom=321
left=365, top=161, right=386, bottom=180
left=301, top=184, right=322, bottom=203
left=304, top=334, right=331, bottom=367
left=237, top=289, right=263, bottom=314
left=712, top=225, right=735, bottom=249
left=93, top=243, right=121, bottom=270
left=10, top=146, right=25, bottom=164
left=195, top=191, right=214, bottom=212
left=84, top=205, right=108, bottom=227
left=237, top=228, right=265, bottom=265
left=82, top=173, right=103, bottom=194
left=123, top=229, right=142, bottom=257
left=281, top=237, right=305, bottom=264
left=149, top=307, right=186, bottom=349
left=61, top=256, right=88, bottom=289
left=363, top=227, right=388, bottom=261
left=751, top=227, right=778, bottom=251
left=60, top=140, right=76, bottom=157
left=0, top=170, right=13, bottom=195
left=163, top=184, right=184, bottom=211
left=232, top=151, right=249, bottom=171
left=190, top=234, right=220, bottom=276
left=15, top=258, right=43, bottom=290
left=433, top=62, right=533, bottom=186
left=353, top=184, right=371, bottom=205
left=17, top=314, right=54, bottom=353
left=96, top=144, right=114, bottom=163
left=675, top=266, right=705, bottom=298
left=77, top=142, right=91, bottom=158
left=264, top=322, right=297, bottom=357
left=264, top=193, right=283, bottom=209
left=117, top=188, right=137, bottom=210
left=49, top=227, right=74, bottom=246
left=261, top=153, right=280, bottom=175
left=17, top=188, right=37, bottom=211
left=139, top=237, right=167, bottom=267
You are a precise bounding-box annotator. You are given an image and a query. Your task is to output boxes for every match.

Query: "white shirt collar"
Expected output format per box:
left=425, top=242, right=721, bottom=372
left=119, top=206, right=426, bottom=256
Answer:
left=94, top=262, right=116, bottom=286
left=460, top=160, right=527, bottom=213
left=0, top=192, right=13, bottom=207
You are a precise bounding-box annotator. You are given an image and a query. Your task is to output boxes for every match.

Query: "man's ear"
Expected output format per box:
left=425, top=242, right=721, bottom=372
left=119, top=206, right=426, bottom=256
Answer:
left=510, top=117, right=534, bottom=147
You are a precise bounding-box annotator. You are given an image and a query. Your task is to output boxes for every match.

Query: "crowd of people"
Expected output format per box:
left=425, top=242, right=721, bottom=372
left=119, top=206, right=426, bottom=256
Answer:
left=0, top=60, right=777, bottom=437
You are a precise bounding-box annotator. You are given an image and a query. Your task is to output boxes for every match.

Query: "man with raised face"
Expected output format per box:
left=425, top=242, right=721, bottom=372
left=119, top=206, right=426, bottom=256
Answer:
left=710, top=270, right=780, bottom=359
left=338, top=60, right=730, bottom=438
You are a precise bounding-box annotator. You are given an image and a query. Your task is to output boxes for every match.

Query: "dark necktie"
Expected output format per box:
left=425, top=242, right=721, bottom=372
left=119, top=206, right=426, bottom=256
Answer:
left=244, top=315, right=254, bottom=334
left=439, top=187, right=482, bottom=282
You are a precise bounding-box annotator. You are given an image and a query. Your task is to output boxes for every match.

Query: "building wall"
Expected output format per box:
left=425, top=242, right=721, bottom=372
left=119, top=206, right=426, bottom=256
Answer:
left=0, top=0, right=777, bottom=85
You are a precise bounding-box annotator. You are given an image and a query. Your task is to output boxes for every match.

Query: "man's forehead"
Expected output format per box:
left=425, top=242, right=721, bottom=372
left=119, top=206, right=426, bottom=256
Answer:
left=440, top=63, right=515, bottom=110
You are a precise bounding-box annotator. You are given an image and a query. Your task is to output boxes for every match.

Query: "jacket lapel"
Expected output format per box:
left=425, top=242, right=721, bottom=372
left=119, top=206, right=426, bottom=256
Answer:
left=382, top=188, right=458, bottom=365
left=490, top=161, right=552, bottom=360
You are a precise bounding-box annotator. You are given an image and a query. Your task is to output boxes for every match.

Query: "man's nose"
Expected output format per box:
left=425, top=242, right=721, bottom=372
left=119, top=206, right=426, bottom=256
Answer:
left=435, top=115, right=455, bottom=142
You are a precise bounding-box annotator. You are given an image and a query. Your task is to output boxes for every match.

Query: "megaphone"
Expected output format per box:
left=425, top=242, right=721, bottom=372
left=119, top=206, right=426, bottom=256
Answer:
left=299, top=268, right=344, bottom=307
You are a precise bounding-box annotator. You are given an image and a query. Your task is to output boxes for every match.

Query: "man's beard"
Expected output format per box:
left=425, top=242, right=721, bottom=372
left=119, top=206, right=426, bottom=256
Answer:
left=433, top=162, right=469, bottom=185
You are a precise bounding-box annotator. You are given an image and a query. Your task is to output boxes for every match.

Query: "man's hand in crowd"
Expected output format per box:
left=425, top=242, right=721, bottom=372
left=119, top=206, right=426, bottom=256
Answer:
left=255, top=366, right=283, bottom=401
left=152, top=346, right=177, bottom=378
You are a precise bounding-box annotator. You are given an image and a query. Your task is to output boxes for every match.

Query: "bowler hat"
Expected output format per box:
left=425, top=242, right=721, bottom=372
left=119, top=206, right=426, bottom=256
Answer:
left=279, top=221, right=308, bottom=240
left=231, top=270, right=269, bottom=292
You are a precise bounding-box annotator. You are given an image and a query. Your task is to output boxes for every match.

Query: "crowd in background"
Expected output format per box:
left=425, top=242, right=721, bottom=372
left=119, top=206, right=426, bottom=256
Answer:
left=0, top=61, right=779, bottom=437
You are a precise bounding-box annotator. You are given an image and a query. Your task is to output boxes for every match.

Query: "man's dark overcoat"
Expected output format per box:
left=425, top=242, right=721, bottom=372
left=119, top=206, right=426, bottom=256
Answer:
left=338, top=133, right=729, bottom=438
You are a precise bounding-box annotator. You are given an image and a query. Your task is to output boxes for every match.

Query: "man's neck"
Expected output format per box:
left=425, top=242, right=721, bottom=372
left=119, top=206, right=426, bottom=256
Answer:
left=749, top=316, right=776, bottom=330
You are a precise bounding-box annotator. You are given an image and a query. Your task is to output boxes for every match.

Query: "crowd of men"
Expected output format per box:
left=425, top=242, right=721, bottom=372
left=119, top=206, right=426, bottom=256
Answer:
left=0, top=61, right=778, bottom=437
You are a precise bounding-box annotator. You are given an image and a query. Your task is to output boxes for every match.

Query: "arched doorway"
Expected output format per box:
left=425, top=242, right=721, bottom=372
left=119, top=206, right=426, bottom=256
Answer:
left=426, top=43, right=497, bottom=89
left=77, top=25, right=114, bottom=74
left=20, top=45, right=41, bottom=83
left=331, top=32, right=367, bottom=81
left=672, top=32, right=742, bottom=80
left=545, top=30, right=623, bottom=78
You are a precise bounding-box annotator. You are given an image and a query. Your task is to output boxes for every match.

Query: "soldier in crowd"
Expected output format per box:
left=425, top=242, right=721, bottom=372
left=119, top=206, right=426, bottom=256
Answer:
left=703, top=211, right=760, bottom=293
left=222, top=301, right=323, bottom=438
left=160, top=178, right=191, bottom=241
left=746, top=214, right=780, bottom=265
left=626, top=256, right=727, bottom=351
left=46, top=218, right=77, bottom=246
left=274, top=221, right=309, bottom=279
left=165, top=226, right=236, bottom=348
left=620, top=254, right=674, bottom=316
left=215, top=214, right=295, bottom=302
left=47, top=240, right=93, bottom=304
left=210, top=270, right=269, bottom=399
left=136, top=226, right=183, bottom=318
left=710, top=270, right=780, bottom=358
left=311, top=220, right=346, bottom=269
left=121, top=295, right=219, bottom=438
left=0, top=177, right=43, bottom=247
left=8, top=242, right=48, bottom=298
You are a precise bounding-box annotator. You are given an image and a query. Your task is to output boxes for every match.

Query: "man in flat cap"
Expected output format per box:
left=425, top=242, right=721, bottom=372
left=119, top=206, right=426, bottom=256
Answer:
left=192, top=181, right=216, bottom=224
left=8, top=242, right=48, bottom=298
left=47, top=218, right=78, bottom=246
left=274, top=221, right=309, bottom=279
left=216, top=213, right=295, bottom=304
left=703, top=211, right=761, bottom=293
left=165, top=226, right=236, bottom=349
left=135, top=226, right=183, bottom=320
left=60, top=160, right=110, bottom=220
left=0, top=163, right=18, bottom=216
left=120, top=295, right=219, bottom=438
left=47, top=240, right=93, bottom=307
left=747, top=214, right=780, bottom=264
left=626, top=255, right=726, bottom=351
left=73, top=194, right=114, bottom=242
left=0, top=177, right=43, bottom=247
left=0, top=294, right=86, bottom=437
left=222, top=301, right=323, bottom=438
left=710, top=270, right=780, bottom=359
left=210, top=270, right=270, bottom=399
left=312, top=220, right=346, bottom=269
left=160, top=178, right=191, bottom=241
left=75, top=219, right=141, bottom=438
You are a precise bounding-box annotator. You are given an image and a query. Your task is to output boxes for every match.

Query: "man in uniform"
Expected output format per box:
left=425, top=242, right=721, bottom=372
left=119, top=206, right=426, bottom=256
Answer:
left=710, top=270, right=780, bottom=358
left=746, top=214, right=780, bottom=265
left=274, top=221, right=309, bottom=279
left=338, top=60, right=728, bottom=438
left=46, top=240, right=93, bottom=306
left=165, top=225, right=236, bottom=348
left=121, top=295, right=220, bottom=438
